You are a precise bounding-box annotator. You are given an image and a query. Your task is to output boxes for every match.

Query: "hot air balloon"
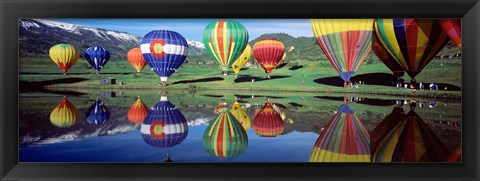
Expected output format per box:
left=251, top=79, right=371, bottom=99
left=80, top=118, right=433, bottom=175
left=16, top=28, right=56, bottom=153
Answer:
left=141, top=30, right=188, bottom=86
left=370, top=106, right=406, bottom=152
left=371, top=109, right=448, bottom=162
left=127, top=47, right=148, bottom=75
left=231, top=44, right=252, bottom=75
left=275, top=53, right=288, bottom=69
left=253, top=38, right=286, bottom=79
left=271, top=103, right=287, bottom=121
left=311, top=19, right=374, bottom=87
left=445, top=145, right=461, bottom=162
left=141, top=96, right=188, bottom=148
left=203, top=108, right=248, bottom=159
left=229, top=102, right=252, bottom=131
left=85, top=98, right=110, bottom=125
left=372, top=33, right=405, bottom=78
left=203, top=19, right=249, bottom=76
left=127, top=97, right=149, bottom=124
left=437, top=19, right=461, bottom=48
left=252, top=102, right=284, bottom=137
left=49, top=44, right=80, bottom=75
left=310, top=104, right=370, bottom=162
left=374, top=19, right=449, bottom=82
left=85, top=46, right=110, bottom=74
left=49, top=96, right=80, bottom=128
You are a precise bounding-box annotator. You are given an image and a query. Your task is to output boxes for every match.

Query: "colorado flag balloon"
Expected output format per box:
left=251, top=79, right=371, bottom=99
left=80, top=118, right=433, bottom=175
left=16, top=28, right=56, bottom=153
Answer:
left=141, top=30, right=188, bottom=86
left=85, top=46, right=110, bottom=74
left=141, top=96, right=188, bottom=148
left=203, top=19, right=249, bottom=75
left=49, top=44, right=80, bottom=75
left=311, top=19, right=374, bottom=86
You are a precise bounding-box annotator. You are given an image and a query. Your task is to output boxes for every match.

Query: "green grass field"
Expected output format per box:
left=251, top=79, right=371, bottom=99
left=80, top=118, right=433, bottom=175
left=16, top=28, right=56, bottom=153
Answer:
left=19, top=56, right=462, bottom=99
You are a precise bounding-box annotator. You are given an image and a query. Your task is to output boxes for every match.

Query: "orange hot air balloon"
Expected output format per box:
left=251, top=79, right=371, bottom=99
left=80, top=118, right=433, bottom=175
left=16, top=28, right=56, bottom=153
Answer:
left=252, top=102, right=284, bottom=137
left=253, top=38, right=285, bottom=79
left=127, top=98, right=150, bottom=124
left=127, top=48, right=147, bottom=75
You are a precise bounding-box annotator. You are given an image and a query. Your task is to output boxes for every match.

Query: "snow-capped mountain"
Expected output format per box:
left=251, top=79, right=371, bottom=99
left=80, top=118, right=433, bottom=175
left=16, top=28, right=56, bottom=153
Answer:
left=19, top=19, right=206, bottom=59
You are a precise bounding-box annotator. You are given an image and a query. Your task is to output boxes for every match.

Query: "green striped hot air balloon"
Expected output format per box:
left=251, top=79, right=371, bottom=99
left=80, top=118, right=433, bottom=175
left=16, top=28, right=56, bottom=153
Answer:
left=203, top=19, right=249, bottom=76
left=203, top=106, right=248, bottom=159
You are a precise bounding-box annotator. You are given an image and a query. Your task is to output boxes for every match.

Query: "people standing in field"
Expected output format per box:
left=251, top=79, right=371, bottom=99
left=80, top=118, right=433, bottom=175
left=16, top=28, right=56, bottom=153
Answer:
left=429, top=83, right=434, bottom=90
left=419, top=82, right=424, bottom=90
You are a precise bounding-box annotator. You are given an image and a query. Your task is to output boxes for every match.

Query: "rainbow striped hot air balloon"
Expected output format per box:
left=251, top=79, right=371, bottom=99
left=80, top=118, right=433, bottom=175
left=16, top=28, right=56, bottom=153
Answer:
left=310, top=104, right=370, bottom=162
left=85, top=98, right=110, bottom=125
left=127, top=97, right=149, bottom=124
left=231, top=44, right=252, bottom=75
left=141, top=30, right=188, bottom=86
left=229, top=102, right=252, bottom=131
left=311, top=19, right=374, bottom=87
left=372, top=34, right=405, bottom=78
left=253, top=38, right=286, bottom=79
left=252, top=102, right=284, bottom=137
left=203, top=107, right=248, bottom=159
left=437, top=19, right=461, bottom=48
left=85, top=46, right=110, bottom=74
left=49, top=44, right=80, bottom=75
left=141, top=96, right=188, bottom=148
left=203, top=19, right=249, bottom=76
left=371, top=109, right=448, bottom=162
left=127, top=48, right=148, bottom=75
left=49, top=96, right=80, bottom=128
left=374, top=19, right=449, bottom=82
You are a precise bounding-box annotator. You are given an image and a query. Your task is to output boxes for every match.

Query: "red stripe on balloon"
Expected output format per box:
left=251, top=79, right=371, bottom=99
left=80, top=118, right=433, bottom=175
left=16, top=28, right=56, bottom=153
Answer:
left=217, top=20, right=225, bottom=65
left=405, top=19, right=418, bottom=68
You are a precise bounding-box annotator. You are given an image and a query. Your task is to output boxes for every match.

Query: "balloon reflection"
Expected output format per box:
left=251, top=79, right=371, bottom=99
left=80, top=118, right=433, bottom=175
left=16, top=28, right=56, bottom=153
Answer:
left=253, top=102, right=285, bottom=137
left=85, top=98, right=110, bottom=125
left=203, top=103, right=248, bottom=159
left=49, top=96, right=80, bottom=128
left=310, top=103, right=370, bottom=162
left=229, top=102, right=252, bottom=131
left=141, top=96, right=188, bottom=148
left=371, top=106, right=448, bottom=162
left=127, top=97, right=149, bottom=124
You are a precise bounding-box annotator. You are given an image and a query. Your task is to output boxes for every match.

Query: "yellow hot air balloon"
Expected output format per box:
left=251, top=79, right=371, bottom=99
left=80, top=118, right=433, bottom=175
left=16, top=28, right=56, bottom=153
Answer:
left=49, top=44, right=80, bottom=75
left=49, top=96, right=80, bottom=128
left=231, top=44, right=252, bottom=74
left=275, top=53, right=287, bottom=69
left=229, top=102, right=252, bottom=131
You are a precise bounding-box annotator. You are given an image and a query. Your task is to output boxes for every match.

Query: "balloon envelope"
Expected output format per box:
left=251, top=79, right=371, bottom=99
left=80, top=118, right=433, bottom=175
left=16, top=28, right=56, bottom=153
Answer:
left=127, top=48, right=148, bottom=73
left=85, top=99, right=110, bottom=125
left=127, top=98, right=149, bottom=124
left=203, top=109, right=248, bottom=159
left=85, top=46, right=110, bottom=72
left=252, top=103, right=284, bottom=137
left=231, top=44, right=252, bottom=74
left=310, top=104, right=370, bottom=162
left=372, top=33, right=405, bottom=78
left=229, top=102, right=252, bottom=131
left=253, top=38, right=285, bottom=74
left=437, top=19, right=461, bottom=48
left=141, top=30, right=188, bottom=83
left=49, top=44, right=80, bottom=73
left=203, top=19, right=249, bottom=72
left=141, top=97, right=188, bottom=148
left=49, top=97, right=80, bottom=128
left=374, top=19, right=449, bottom=79
left=311, top=19, right=374, bottom=82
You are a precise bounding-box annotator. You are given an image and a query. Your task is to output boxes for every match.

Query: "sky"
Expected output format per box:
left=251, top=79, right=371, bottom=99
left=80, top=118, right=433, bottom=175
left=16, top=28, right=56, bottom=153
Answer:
left=51, top=19, right=314, bottom=42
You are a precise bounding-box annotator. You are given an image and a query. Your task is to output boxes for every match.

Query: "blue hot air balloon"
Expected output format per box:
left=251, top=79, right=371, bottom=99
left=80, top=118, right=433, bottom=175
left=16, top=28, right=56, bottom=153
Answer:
left=85, top=46, right=110, bottom=74
left=85, top=98, right=111, bottom=125
left=140, top=30, right=188, bottom=86
left=141, top=96, right=188, bottom=148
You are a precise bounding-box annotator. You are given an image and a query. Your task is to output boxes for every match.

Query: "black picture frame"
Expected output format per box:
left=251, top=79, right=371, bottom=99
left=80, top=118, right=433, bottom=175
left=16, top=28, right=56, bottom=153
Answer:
left=1, top=0, right=478, bottom=180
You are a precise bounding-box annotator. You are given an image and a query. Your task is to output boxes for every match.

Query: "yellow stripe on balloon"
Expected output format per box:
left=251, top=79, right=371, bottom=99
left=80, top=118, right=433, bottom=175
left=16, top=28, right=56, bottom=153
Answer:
left=375, top=19, right=408, bottom=69
left=414, top=20, right=432, bottom=70
left=310, top=148, right=370, bottom=162
left=310, top=19, right=374, bottom=36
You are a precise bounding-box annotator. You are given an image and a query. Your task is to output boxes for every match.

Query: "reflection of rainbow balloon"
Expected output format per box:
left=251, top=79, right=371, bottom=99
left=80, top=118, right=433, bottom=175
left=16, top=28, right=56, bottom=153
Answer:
left=203, top=109, right=248, bottom=159
left=229, top=102, right=252, bottom=131
left=49, top=44, right=80, bottom=74
left=437, top=19, right=461, bottom=48
left=311, top=19, right=374, bottom=85
left=253, top=103, right=284, bottom=137
left=141, top=97, right=188, bottom=148
left=49, top=97, right=80, bottom=128
left=445, top=145, right=461, bottom=162
left=127, top=98, right=149, bottom=124
left=310, top=104, right=370, bottom=162
left=374, top=19, right=449, bottom=80
left=372, top=109, right=448, bottom=162
left=85, top=98, right=110, bottom=125
left=231, top=44, right=252, bottom=74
